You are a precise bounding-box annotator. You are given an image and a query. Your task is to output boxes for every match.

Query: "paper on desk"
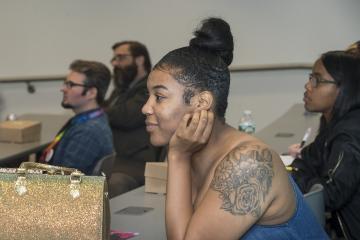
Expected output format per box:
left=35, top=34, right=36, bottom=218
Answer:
left=280, top=155, right=295, bottom=166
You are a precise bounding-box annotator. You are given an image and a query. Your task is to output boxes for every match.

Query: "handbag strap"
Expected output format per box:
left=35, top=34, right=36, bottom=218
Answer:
left=19, top=162, right=82, bottom=175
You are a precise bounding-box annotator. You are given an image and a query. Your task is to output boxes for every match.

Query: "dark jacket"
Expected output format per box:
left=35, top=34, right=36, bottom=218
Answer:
left=104, top=76, right=162, bottom=183
left=292, top=108, right=360, bottom=240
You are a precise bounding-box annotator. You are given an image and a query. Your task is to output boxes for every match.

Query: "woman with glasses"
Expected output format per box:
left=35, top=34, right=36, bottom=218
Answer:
left=290, top=50, right=360, bottom=239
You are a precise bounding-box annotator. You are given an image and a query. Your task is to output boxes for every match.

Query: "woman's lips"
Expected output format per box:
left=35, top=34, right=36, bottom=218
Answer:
left=145, top=121, right=158, bottom=132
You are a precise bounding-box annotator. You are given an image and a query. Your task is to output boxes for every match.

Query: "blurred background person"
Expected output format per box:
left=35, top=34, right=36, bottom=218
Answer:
left=103, top=41, right=163, bottom=195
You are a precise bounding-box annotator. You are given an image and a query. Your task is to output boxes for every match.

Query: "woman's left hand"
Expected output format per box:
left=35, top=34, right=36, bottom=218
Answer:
left=169, top=110, right=214, bottom=157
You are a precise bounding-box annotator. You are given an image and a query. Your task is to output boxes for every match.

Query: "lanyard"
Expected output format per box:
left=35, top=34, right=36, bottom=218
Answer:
left=39, top=109, right=104, bottom=162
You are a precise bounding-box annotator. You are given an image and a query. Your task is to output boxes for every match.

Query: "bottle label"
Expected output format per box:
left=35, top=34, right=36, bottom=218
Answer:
left=238, top=122, right=255, bottom=134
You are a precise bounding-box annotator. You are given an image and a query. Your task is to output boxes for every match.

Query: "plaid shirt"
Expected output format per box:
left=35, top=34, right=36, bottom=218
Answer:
left=50, top=110, right=113, bottom=175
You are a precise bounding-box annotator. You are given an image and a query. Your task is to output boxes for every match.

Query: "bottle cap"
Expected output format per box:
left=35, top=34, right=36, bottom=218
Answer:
left=6, top=113, right=17, bottom=121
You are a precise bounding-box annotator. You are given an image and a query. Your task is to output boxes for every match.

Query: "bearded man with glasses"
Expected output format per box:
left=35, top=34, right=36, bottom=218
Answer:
left=103, top=41, right=163, bottom=197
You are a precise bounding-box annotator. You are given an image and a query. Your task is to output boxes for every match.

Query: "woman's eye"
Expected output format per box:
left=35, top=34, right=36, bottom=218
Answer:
left=155, top=94, right=165, bottom=102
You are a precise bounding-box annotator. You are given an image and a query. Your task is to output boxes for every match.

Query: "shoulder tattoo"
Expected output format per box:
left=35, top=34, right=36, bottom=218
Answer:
left=210, top=145, right=274, bottom=218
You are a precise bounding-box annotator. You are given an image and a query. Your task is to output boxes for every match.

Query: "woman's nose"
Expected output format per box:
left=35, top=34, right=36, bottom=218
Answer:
left=142, top=99, right=152, bottom=116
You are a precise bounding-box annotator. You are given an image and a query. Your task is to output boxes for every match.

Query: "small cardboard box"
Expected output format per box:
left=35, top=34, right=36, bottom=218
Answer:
left=0, top=120, right=42, bottom=143
left=144, top=162, right=168, bottom=194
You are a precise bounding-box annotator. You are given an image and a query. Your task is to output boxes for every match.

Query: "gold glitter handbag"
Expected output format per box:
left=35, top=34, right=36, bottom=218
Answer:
left=0, top=162, right=110, bottom=240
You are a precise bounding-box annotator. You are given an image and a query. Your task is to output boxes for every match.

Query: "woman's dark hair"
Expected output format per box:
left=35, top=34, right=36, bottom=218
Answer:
left=70, top=60, right=111, bottom=105
left=154, top=17, right=234, bottom=118
left=319, top=50, right=360, bottom=131
left=346, top=40, right=360, bottom=55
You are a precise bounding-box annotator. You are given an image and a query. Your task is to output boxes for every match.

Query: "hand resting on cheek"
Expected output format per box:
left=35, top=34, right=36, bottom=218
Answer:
left=169, top=110, right=214, bottom=157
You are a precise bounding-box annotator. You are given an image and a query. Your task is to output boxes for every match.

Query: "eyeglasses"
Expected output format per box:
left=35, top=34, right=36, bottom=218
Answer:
left=63, top=81, right=90, bottom=89
left=111, top=54, right=132, bottom=63
left=308, top=73, right=338, bottom=88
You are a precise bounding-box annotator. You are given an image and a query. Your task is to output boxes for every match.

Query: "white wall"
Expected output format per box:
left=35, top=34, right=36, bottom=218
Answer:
left=228, top=70, right=306, bottom=131
left=0, top=0, right=359, bottom=129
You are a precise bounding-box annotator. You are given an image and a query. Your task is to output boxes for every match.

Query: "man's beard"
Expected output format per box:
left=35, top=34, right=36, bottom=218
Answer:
left=61, top=101, right=74, bottom=109
left=113, top=62, right=137, bottom=90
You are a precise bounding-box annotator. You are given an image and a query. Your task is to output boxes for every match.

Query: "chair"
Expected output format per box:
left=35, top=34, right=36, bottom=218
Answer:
left=91, top=152, right=116, bottom=180
left=108, top=172, right=140, bottom=198
left=304, top=183, right=325, bottom=227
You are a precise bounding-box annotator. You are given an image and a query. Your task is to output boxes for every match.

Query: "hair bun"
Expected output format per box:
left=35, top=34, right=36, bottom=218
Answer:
left=189, top=17, right=234, bottom=66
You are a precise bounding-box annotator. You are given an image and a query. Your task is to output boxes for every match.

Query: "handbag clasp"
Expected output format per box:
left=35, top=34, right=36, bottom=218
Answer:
left=69, top=170, right=84, bottom=199
left=14, top=168, right=27, bottom=196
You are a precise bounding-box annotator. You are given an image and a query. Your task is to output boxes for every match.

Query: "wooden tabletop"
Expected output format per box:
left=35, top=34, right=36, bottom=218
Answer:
left=0, top=113, right=72, bottom=165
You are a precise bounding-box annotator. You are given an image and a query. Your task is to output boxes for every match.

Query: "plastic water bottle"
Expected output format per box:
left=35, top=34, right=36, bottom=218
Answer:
left=238, top=110, right=256, bottom=134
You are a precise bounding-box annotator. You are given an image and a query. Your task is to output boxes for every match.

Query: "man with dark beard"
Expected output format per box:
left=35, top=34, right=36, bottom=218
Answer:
left=104, top=41, right=162, bottom=196
left=40, top=60, right=113, bottom=175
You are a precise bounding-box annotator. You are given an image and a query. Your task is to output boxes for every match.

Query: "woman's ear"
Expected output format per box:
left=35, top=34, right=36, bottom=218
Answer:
left=193, top=91, right=213, bottom=110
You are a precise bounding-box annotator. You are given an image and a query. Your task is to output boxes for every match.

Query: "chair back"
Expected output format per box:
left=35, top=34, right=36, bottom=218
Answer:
left=303, top=183, right=325, bottom=227
left=92, top=152, right=116, bottom=180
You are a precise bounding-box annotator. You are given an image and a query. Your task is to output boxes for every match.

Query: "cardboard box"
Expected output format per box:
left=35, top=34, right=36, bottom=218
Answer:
left=0, top=120, right=42, bottom=143
left=144, top=162, right=168, bottom=194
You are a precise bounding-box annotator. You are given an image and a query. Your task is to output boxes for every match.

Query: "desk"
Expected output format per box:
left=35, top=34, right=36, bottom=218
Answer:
left=0, top=113, right=71, bottom=165
left=255, top=103, right=320, bottom=154
left=110, top=186, right=166, bottom=240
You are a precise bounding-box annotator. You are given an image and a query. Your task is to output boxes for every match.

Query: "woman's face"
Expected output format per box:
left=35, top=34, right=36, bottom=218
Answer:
left=142, top=69, right=194, bottom=146
left=303, top=59, right=339, bottom=120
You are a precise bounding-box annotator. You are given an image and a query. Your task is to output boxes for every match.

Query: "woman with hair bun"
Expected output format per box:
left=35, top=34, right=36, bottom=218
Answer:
left=142, top=18, right=328, bottom=239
